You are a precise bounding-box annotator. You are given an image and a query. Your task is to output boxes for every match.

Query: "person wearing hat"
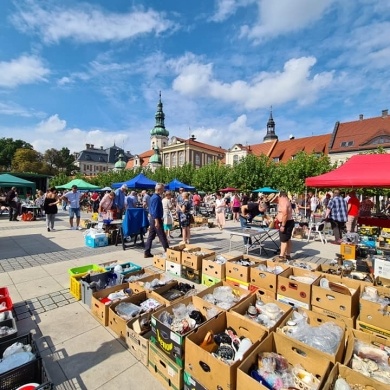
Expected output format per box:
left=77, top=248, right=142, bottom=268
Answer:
left=61, top=185, right=85, bottom=230
left=114, top=184, right=128, bottom=219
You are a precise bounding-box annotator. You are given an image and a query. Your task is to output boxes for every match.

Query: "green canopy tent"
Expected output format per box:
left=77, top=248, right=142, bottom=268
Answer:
left=0, top=173, right=36, bottom=195
left=55, top=179, right=100, bottom=191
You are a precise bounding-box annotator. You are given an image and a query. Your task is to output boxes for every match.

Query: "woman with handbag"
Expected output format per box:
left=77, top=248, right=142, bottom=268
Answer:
left=179, top=192, right=192, bottom=244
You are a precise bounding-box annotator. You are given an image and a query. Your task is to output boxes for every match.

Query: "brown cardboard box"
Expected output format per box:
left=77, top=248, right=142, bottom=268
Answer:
left=253, top=286, right=276, bottom=299
left=150, top=281, right=188, bottom=306
left=225, top=276, right=250, bottom=290
left=108, top=292, right=165, bottom=340
left=183, top=371, right=207, bottom=390
left=355, top=316, right=390, bottom=340
left=166, top=244, right=186, bottom=264
left=311, top=273, right=361, bottom=317
left=185, top=312, right=266, bottom=390
left=153, top=255, right=166, bottom=271
left=277, top=267, right=319, bottom=304
left=181, top=265, right=202, bottom=284
left=150, top=296, right=221, bottom=367
left=322, top=363, right=389, bottom=390
left=181, top=245, right=215, bottom=269
left=359, top=285, right=390, bottom=330
left=165, top=260, right=182, bottom=277
left=311, top=305, right=356, bottom=328
left=288, top=260, right=319, bottom=271
left=276, top=307, right=346, bottom=363
left=148, top=342, right=183, bottom=390
left=90, top=282, right=131, bottom=326
left=229, top=292, right=293, bottom=333
left=197, top=281, right=252, bottom=310
left=237, top=332, right=331, bottom=390
left=226, top=255, right=264, bottom=283
left=250, top=260, right=289, bottom=292
left=201, top=274, right=222, bottom=287
left=202, top=253, right=242, bottom=279
left=277, top=294, right=311, bottom=310
left=340, top=243, right=357, bottom=260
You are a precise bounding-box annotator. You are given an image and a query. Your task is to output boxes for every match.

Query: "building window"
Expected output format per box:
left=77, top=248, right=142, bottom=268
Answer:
left=273, top=157, right=279, bottom=162
left=179, top=152, right=184, bottom=166
left=340, top=141, right=354, bottom=147
left=165, top=154, right=170, bottom=167
left=172, top=153, right=177, bottom=167
left=367, top=135, right=390, bottom=145
left=195, top=154, right=200, bottom=166
left=233, top=155, right=239, bottom=164
left=207, top=156, right=212, bottom=164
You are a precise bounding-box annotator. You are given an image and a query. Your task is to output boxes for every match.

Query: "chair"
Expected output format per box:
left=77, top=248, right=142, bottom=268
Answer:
left=307, top=221, right=327, bottom=244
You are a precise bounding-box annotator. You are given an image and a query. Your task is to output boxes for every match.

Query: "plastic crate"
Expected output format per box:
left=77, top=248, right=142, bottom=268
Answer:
left=81, top=271, right=112, bottom=307
left=104, top=262, right=142, bottom=276
left=0, top=296, right=13, bottom=313
left=0, top=287, right=10, bottom=297
left=68, top=264, right=105, bottom=277
left=69, top=274, right=84, bottom=301
left=0, top=317, right=17, bottom=343
left=0, top=332, right=39, bottom=359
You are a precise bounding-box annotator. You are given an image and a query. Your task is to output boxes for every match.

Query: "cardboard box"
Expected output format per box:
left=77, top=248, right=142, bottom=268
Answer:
left=90, top=283, right=131, bottom=326
left=356, top=317, right=390, bottom=340
left=374, top=257, right=390, bottom=279
left=150, top=296, right=221, bottom=367
left=128, top=273, right=178, bottom=294
left=225, top=276, right=250, bottom=290
left=165, top=260, right=182, bottom=277
left=288, top=260, right=319, bottom=271
left=340, top=243, right=357, bottom=260
left=276, top=294, right=311, bottom=310
left=150, top=282, right=188, bottom=306
left=183, top=371, right=207, bottom=390
left=201, top=274, right=221, bottom=287
left=250, top=260, right=289, bottom=292
left=108, top=292, right=165, bottom=340
left=181, top=246, right=215, bottom=269
left=237, top=332, right=331, bottom=390
left=85, top=235, right=108, bottom=248
left=322, top=363, right=389, bottom=390
left=311, top=305, right=356, bottom=328
left=359, top=285, right=390, bottom=330
left=276, top=307, right=346, bottom=363
left=166, top=244, right=186, bottom=264
left=181, top=265, right=201, bottom=284
left=253, top=286, right=276, bottom=300
left=185, top=312, right=266, bottom=390
left=202, top=258, right=227, bottom=280
left=311, top=274, right=361, bottom=317
left=197, top=281, right=252, bottom=310
left=148, top=342, right=183, bottom=390
left=153, top=255, right=166, bottom=271
left=277, top=267, right=319, bottom=304
left=226, top=255, right=264, bottom=283
left=229, top=293, right=293, bottom=333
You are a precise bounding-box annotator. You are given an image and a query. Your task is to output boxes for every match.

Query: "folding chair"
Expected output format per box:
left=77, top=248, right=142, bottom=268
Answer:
left=307, top=221, right=327, bottom=244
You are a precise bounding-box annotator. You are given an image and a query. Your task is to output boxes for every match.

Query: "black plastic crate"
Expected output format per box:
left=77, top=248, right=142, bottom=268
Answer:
left=0, top=317, right=17, bottom=343
left=81, top=271, right=113, bottom=307
left=0, top=332, right=39, bottom=359
left=0, top=357, right=52, bottom=390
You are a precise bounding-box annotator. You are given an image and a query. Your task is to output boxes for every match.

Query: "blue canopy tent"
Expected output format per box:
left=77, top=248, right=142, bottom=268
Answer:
left=165, top=179, right=195, bottom=192
left=252, top=186, right=279, bottom=193
left=112, top=173, right=157, bottom=189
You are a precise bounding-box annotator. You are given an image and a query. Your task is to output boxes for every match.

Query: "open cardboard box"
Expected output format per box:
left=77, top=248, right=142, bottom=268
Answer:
left=153, top=254, right=166, bottom=271
left=229, top=292, right=293, bottom=334
left=250, top=260, right=290, bottom=292
left=226, top=255, right=266, bottom=283
left=237, top=332, right=331, bottom=390
left=311, top=305, right=356, bottom=328
left=150, top=295, right=221, bottom=367
left=355, top=316, right=390, bottom=340
left=181, top=245, right=215, bottom=269
left=185, top=311, right=266, bottom=390
left=322, top=363, right=389, bottom=390
left=150, top=281, right=193, bottom=306
left=276, top=307, right=346, bottom=363
left=202, top=252, right=243, bottom=280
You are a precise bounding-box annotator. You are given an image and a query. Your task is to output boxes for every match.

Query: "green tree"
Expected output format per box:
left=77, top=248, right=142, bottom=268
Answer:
left=193, top=162, right=231, bottom=193
left=0, top=138, right=33, bottom=170
left=11, top=149, right=47, bottom=173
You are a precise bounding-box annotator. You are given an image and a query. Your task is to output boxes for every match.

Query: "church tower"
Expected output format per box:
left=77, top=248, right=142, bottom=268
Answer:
left=150, top=92, right=169, bottom=150
left=263, top=109, right=278, bottom=143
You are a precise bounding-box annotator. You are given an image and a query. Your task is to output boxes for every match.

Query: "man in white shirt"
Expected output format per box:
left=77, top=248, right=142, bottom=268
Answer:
left=61, top=185, right=84, bottom=230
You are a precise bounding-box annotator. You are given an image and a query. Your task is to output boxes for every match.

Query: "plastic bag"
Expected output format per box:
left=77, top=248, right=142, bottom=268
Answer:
left=3, top=342, right=32, bottom=358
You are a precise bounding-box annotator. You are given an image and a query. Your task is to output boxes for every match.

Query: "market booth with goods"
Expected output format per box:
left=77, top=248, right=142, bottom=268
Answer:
left=65, top=243, right=390, bottom=389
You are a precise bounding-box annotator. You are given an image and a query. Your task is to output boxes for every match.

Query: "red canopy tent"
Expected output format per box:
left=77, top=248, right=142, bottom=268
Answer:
left=305, top=154, right=390, bottom=188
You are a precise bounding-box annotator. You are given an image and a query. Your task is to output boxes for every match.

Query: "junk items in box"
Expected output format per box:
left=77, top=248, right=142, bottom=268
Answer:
left=151, top=281, right=197, bottom=306
left=236, top=332, right=331, bottom=390
left=276, top=307, right=346, bottom=363
left=0, top=311, right=17, bottom=342
left=343, top=328, right=390, bottom=386
left=108, top=291, right=166, bottom=340
left=359, top=285, right=390, bottom=331
left=84, top=228, right=108, bottom=248
left=229, top=293, right=293, bottom=333
left=150, top=295, right=221, bottom=367
left=197, top=281, right=251, bottom=311
left=202, top=253, right=234, bottom=280
left=250, top=260, right=290, bottom=293
left=185, top=311, right=266, bottom=390
left=180, top=246, right=215, bottom=269
left=225, top=255, right=266, bottom=284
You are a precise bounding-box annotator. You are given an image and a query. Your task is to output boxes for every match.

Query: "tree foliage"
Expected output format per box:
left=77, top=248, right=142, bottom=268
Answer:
left=0, top=138, right=33, bottom=170
left=11, top=149, right=48, bottom=174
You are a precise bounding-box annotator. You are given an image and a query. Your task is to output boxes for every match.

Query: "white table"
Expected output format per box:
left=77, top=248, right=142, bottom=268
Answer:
left=229, top=227, right=280, bottom=255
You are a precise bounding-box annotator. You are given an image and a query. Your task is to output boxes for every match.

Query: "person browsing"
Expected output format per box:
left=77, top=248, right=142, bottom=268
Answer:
left=114, top=184, right=128, bottom=219
left=61, top=185, right=85, bottom=230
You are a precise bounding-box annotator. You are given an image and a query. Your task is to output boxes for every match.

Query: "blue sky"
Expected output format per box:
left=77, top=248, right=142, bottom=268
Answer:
left=0, top=0, right=389, bottom=155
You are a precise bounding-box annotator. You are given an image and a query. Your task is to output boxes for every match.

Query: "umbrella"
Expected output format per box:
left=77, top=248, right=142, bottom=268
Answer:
left=165, top=179, right=195, bottom=192
left=219, top=187, right=239, bottom=193
left=252, top=186, right=279, bottom=193
left=98, top=186, right=112, bottom=192
left=55, top=179, right=100, bottom=190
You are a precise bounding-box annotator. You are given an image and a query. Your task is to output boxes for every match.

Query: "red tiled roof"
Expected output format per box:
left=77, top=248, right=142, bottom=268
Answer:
left=247, top=140, right=276, bottom=157
left=125, top=150, right=153, bottom=169
left=269, top=134, right=331, bottom=162
left=329, top=113, right=390, bottom=153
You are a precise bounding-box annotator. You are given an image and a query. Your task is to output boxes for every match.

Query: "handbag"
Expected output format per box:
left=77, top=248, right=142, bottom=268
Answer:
left=273, top=219, right=281, bottom=230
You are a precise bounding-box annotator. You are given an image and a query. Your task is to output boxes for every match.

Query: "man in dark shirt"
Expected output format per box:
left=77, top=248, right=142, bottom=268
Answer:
left=239, top=199, right=267, bottom=246
left=144, top=183, right=169, bottom=258
left=6, top=187, right=19, bottom=221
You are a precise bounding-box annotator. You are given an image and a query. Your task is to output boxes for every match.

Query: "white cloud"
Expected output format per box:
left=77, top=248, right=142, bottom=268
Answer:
left=36, top=114, right=67, bottom=134
left=240, top=0, right=334, bottom=43
left=0, top=101, right=45, bottom=118
left=210, top=0, right=257, bottom=22
left=171, top=54, right=334, bottom=109
left=0, top=55, right=49, bottom=88
left=12, top=3, right=175, bottom=44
